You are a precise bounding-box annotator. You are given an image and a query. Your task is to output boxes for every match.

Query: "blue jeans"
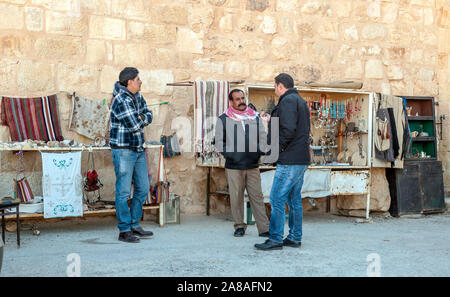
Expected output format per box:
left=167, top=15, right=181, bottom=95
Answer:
left=111, top=149, right=149, bottom=233
left=269, top=165, right=308, bottom=243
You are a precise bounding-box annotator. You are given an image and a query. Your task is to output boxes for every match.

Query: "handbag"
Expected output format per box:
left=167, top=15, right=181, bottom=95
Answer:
left=14, top=150, right=34, bottom=203
left=83, top=150, right=103, bottom=204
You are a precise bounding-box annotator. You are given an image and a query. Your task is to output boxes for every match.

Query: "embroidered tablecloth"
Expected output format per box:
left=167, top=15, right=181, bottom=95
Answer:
left=41, top=152, right=83, bottom=218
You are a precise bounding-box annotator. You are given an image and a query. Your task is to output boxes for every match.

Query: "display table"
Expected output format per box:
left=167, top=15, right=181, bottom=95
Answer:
left=0, top=144, right=167, bottom=227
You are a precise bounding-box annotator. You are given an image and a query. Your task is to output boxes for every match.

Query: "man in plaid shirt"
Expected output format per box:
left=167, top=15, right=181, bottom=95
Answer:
left=110, top=67, right=154, bottom=243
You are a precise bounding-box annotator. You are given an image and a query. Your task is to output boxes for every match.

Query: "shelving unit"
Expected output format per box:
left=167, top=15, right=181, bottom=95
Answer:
left=404, top=96, right=438, bottom=160
left=387, top=96, right=445, bottom=216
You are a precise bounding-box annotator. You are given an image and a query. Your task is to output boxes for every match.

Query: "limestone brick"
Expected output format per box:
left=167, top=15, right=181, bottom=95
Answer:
left=419, top=68, right=435, bottom=81
left=246, top=0, right=269, bottom=12
left=100, top=65, right=120, bottom=93
left=381, top=3, right=399, bottom=24
left=277, top=0, right=298, bottom=12
left=298, top=23, right=314, bottom=39
left=271, top=36, right=291, bottom=60
left=260, top=16, right=277, bottom=34
left=303, top=65, right=322, bottom=81
left=31, top=0, right=74, bottom=11
left=361, top=24, right=387, bottom=40
left=219, top=14, right=233, bottom=33
left=46, top=11, right=87, bottom=37
left=0, top=3, right=24, bottom=30
left=25, top=6, right=43, bottom=31
left=0, top=59, right=17, bottom=94
left=334, top=1, right=351, bottom=18
left=176, top=28, right=204, bottom=54
left=318, top=22, right=338, bottom=40
left=89, top=16, right=126, bottom=40
left=57, top=64, right=99, bottom=93
left=381, top=82, right=391, bottom=95
left=155, top=5, right=188, bottom=25
left=226, top=61, right=250, bottom=79
left=365, top=59, right=384, bottom=79
left=437, top=6, right=449, bottom=28
left=399, top=6, right=424, bottom=23
left=242, top=39, right=268, bottom=60
left=152, top=48, right=179, bottom=69
left=204, top=36, right=240, bottom=56
left=140, top=69, right=174, bottom=96
left=208, top=0, right=227, bottom=6
left=189, top=7, right=215, bottom=33
left=111, top=0, right=152, bottom=21
left=86, top=40, right=107, bottom=64
left=17, top=60, right=55, bottom=93
left=301, top=1, right=331, bottom=16
left=114, top=43, right=151, bottom=67
left=345, top=60, right=363, bottom=79
left=193, top=58, right=224, bottom=75
left=424, top=8, right=434, bottom=26
left=387, top=65, right=404, bottom=80
left=34, top=37, right=84, bottom=60
left=252, top=63, right=276, bottom=81
left=1, top=35, right=33, bottom=58
left=366, top=1, right=381, bottom=19
left=128, top=22, right=176, bottom=45
left=344, top=25, right=359, bottom=40
left=2, top=0, right=27, bottom=4
left=79, top=0, right=111, bottom=15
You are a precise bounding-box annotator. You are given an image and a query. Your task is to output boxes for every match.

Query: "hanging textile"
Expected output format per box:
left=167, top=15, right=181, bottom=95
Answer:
left=160, top=133, right=181, bottom=158
left=68, top=93, right=110, bottom=140
left=193, top=81, right=230, bottom=156
left=0, top=95, right=64, bottom=142
left=41, top=152, right=83, bottom=218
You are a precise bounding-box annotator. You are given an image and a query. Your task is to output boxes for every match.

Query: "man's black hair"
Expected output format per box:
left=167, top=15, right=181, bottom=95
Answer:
left=119, top=67, right=139, bottom=87
left=228, top=89, right=244, bottom=101
left=274, top=73, right=294, bottom=89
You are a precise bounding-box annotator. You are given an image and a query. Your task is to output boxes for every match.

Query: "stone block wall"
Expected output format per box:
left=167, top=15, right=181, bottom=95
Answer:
left=0, top=0, right=448, bottom=214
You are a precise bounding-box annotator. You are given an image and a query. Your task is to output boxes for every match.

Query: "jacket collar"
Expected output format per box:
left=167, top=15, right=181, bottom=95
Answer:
left=278, top=88, right=298, bottom=104
left=113, top=81, right=139, bottom=99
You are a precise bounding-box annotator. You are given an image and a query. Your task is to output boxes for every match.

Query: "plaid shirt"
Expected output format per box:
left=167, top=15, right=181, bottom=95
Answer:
left=109, top=81, right=152, bottom=150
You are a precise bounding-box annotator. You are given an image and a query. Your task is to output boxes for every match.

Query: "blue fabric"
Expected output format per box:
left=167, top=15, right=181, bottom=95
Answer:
left=111, top=149, right=149, bottom=232
left=268, top=164, right=308, bottom=243
left=109, top=82, right=152, bottom=151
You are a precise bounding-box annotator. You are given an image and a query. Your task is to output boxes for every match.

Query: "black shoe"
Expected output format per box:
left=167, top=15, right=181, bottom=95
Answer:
left=259, top=232, right=270, bottom=237
left=283, top=238, right=301, bottom=248
left=234, top=228, right=245, bottom=237
left=118, top=231, right=140, bottom=243
left=131, top=227, right=153, bottom=237
left=254, top=239, right=283, bottom=251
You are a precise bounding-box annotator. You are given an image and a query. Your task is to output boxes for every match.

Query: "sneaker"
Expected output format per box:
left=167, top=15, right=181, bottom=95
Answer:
left=283, top=238, right=301, bottom=248
left=118, top=231, right=140, bottom=243
left=131, top=227, right=153, bottom=237
left=259, top=231, right=270, bottom=237
left=254, top=239, right=283, bottom=251
left=234, top=228, right=245, bottom=237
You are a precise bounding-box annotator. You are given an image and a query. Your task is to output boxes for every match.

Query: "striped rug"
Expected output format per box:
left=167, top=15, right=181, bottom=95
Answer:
left=1, top=95, right=64, bottom=142
left=193, top=81, right=230, bottom=154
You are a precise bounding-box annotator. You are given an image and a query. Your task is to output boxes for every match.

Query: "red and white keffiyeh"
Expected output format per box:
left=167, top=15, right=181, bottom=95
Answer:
left=225, top=105, right=257, bottom=122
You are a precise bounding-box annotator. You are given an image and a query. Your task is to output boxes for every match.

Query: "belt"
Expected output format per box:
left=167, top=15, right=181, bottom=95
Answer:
left=110, top=146, right=142, bottom=152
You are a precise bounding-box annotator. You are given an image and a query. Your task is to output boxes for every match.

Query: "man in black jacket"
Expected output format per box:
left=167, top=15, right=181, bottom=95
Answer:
left=215, top=89, right=270, bottom=238
left=255, top=73, right=311, bottom=251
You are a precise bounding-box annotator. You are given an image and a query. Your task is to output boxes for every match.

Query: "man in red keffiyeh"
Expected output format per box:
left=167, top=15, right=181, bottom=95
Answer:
left=215, top=89, right=270, bottom=238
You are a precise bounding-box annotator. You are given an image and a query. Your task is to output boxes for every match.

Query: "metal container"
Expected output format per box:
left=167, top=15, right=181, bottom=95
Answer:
left=163, top=195, right=180, bottom=224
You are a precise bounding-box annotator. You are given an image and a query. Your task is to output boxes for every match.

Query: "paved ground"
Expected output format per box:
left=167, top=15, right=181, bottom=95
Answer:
left=1, top=211, right=449, bottom=277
